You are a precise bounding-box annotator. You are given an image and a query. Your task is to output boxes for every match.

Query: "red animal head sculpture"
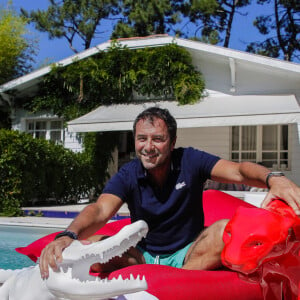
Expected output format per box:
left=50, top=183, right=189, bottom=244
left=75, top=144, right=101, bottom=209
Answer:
left=221, top=200, right=299, bottom=274
left=221, top=200, right=300, bottom=300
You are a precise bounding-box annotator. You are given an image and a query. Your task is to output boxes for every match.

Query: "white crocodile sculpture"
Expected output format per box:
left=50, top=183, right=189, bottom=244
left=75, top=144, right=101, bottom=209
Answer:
left=0, top=220, right=158, bottom=300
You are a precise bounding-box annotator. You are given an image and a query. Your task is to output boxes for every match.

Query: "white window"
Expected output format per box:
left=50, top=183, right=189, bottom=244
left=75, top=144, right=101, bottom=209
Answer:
left=231, top=125, right=289, bottom=170
left=26, top=119, right=64, bottom=144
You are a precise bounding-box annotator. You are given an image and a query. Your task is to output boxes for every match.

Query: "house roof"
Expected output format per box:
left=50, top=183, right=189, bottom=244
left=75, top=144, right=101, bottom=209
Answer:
left=1, top=34, right=299, bottom=98
left=67, top=95, right=300, bottom=132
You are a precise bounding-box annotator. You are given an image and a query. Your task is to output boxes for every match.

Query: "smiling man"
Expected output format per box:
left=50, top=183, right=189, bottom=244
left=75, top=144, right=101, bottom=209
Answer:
left=39, top=107, right=300, bottom=278
left=135, top=117, right=174, bottom=170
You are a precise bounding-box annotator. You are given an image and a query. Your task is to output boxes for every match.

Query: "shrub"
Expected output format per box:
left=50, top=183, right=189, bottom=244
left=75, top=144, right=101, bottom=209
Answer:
left=0, top=129, right=94, bottom=216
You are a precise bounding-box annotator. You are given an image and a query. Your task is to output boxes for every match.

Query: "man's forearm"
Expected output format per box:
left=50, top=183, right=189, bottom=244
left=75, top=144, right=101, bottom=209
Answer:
left=66, top=203, right=108, bottom=240
left=238, top=162, right=270, bottom=188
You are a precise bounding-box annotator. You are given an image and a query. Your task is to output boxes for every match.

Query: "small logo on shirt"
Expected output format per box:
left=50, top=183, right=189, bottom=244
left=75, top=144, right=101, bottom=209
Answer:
left=175, top=181, right=186, bottom=190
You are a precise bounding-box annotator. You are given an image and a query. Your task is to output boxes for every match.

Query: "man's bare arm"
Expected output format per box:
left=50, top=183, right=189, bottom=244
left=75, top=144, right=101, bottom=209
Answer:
left=211, top=159, right=300, bottom=215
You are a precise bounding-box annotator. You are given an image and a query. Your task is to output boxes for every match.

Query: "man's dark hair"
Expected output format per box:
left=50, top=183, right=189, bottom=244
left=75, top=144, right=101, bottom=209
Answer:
left=133, top=107, right=177, bottom=142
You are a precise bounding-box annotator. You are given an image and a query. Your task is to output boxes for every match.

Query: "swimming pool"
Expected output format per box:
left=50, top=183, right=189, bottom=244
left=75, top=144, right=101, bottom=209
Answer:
left=0, top=225, right=60, bottom=269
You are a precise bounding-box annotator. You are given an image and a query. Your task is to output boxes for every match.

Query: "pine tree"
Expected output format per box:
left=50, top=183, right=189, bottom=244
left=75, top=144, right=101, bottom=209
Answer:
left=112, top=0, right=182, bottom=38
left=247, top=0, right=299, bottom=61
left=184, top=0, right=252, bottom=47
left=21, top=0, right=120, bottom=53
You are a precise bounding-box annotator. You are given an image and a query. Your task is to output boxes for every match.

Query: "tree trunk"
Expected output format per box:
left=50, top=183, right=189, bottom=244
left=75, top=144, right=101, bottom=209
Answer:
left=223, top=1, right=236, bottom=48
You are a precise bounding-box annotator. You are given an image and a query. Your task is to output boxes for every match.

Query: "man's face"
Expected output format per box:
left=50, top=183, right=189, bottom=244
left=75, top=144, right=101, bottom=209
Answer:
left=134, top=117, right=175, bottom=170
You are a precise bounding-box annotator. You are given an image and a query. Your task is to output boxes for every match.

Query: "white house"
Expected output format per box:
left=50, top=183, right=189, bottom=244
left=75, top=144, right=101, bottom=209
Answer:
left=1, top=35, right=300, bottom=186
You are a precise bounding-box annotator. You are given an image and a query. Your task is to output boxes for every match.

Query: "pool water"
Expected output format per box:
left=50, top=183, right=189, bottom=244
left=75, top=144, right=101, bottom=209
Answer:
left=0, top=225, right=60, bottom=269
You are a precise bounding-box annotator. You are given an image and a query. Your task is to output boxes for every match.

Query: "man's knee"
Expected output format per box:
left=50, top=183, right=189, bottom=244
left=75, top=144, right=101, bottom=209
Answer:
left=199, top=219, right=229, bottom=249
left=183, top=219, right=229, bottom=270
left=210, top=219, right=229, bottom=240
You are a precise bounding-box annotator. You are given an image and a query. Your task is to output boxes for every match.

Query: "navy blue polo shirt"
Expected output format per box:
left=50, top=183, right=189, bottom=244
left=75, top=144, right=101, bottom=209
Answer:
left=103, top=147, right=220, bottom=254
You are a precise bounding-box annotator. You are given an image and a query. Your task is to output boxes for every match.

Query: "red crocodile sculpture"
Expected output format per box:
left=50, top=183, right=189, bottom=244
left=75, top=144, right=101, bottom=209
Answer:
left=222, top=199, right=300, bottom=300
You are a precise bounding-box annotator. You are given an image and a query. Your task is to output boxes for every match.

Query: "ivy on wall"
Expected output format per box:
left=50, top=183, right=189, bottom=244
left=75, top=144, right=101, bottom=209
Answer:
left=23, top=42, right=205, bottom=121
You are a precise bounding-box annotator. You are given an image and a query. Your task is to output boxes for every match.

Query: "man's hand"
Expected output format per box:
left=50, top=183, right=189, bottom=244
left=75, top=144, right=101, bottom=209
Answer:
left=39, top=236, right=73, bottom=279
left=261, top=176, right=300, bottom=215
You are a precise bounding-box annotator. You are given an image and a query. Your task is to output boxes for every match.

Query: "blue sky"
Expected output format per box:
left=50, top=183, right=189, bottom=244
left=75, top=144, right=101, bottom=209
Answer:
left=1, top=0, right=270, bottom=68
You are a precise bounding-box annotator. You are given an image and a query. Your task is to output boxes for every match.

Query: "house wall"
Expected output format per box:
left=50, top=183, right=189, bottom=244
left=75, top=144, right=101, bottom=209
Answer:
left=64, top=129, right=83, bottom=152
left=176, top=127, right=230, bottom=159
left=290, top=124, right=300, bottom=184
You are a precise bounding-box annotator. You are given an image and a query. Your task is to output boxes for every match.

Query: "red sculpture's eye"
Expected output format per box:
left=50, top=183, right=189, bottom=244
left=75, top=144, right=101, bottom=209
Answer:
left=223, top=230, right=231, bottom=244
left=246, top=240, right=263, bottom=248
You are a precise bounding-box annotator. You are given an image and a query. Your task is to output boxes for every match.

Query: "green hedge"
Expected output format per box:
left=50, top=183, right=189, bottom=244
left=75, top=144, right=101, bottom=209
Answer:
left=0, top=129, right=94, bottom=216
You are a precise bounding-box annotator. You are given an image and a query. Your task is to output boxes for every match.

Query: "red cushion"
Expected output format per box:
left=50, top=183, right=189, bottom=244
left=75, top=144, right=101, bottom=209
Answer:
left=203, top=189, right=254, bottom=226
left=108, top=264, right=262, bottom=300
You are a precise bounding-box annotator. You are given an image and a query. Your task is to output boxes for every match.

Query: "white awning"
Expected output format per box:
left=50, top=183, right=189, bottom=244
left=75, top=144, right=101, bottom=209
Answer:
left=67, top=95, right=300, bottom=132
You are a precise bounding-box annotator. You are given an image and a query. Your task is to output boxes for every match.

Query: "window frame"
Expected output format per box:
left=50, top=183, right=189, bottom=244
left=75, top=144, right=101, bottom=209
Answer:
left=230, top=124, right=290, bottom=171
left=26, top=118, right=64, bottom=144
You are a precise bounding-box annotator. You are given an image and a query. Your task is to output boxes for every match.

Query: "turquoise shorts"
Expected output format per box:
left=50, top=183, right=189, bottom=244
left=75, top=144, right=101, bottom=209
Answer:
left=137, top=242, right=193, bottom=268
